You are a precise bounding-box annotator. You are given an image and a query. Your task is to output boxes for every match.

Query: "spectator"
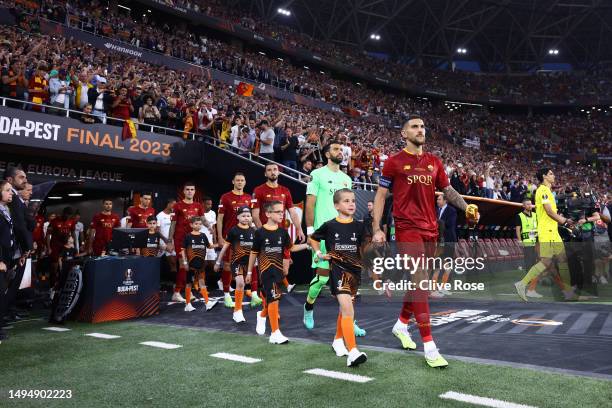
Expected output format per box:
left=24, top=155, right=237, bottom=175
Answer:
left=87, top=76, right=112, bottom=124
left=280, top=127, right=299, bottom=171
left=80, top=103, right=98, bottom=124
left=139, top=95, right=161, bottom=128
left=49, top=69, right=72, bottom=114
left=237, top=126, right=253, bottom=156
left=111, top=86, right=134, bottom=123
left=28, top=64, right=48, bottom=112
left=258, top=119, right=275, bottom=161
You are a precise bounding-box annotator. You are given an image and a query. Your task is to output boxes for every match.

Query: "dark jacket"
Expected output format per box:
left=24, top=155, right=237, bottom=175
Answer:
left=438, top=204, right=457, bottom=243
left=0, top=207, right=15, bottom=264
left=8, top=191, right=32, bottom=253
left=87, top=87, right=113, bottom=112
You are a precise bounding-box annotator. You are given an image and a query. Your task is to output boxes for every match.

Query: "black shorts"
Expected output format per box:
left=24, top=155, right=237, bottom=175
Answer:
left=231, top=262, right=248, bottom=277
left=329, top=269, right=360, bottom=297
left=188, top=268, right=205, bottom=283
left=260, top=269, right=283, bottom=302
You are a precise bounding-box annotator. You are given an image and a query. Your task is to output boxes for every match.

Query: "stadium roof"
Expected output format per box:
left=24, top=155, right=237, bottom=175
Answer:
left=240, top=0, right=612, bottom=71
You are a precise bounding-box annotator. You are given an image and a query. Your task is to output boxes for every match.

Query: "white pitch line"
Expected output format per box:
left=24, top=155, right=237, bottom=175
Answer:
left=210, top=352, right=261, bottom=364
left=140, top=341, right=182, bottom=350
left=304, top=368, right=373, bottom=383
left=43, top=327, right=71, bottom=332
left=439, top=391, right=537, bottom=408
left=85, top=333, right=121, bottom=339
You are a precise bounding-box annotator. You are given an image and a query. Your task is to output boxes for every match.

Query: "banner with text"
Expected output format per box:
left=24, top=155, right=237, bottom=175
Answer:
left=0, top=106, right=203, bottom=167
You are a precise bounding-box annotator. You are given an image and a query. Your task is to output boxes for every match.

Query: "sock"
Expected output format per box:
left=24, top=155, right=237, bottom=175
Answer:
left=268, top=301, right=280, bottom=332
left=193, top=279, right=200, bottom=291
left=412, top=288, right=432, bottom=342
left=520, top=262, right=546, bottom=285
left=199, top=288, right=209, bottom=303
left=441, top=270, right=451, bottom=285
left=423, top=340, right=437, bottom=354
left=260, top=296, right=268, bottom=318
left=552, top=273, right=565, bottom=290
left=222, top=269, right=232, bottom=292
left=234, top=290, right=244, bottom=312
left=251, top=268, right=259, bottom=292
left=282, top=278, right=290, bottom=287
left=557, top=262, right=571, bottom=291
left=399, top=301, right=413, bottom=324
left=335, top=313, right=343, bottom=340
left=341, top=316, right=357, bottom=351
left=175, top=266, right=186, bottom=293
left=528, top=276, right=539, bottom=291
left=431, top=270, right=440, bottom=283
left=306, top=274, right=329, bottom=304
left=185, top=287, right=192, bottom=304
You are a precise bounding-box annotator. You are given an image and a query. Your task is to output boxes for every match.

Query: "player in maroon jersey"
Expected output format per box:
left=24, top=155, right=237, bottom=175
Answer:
left=46, top=207, right=77, bottom=298
left=168, top=182, right=205, bottom=303
left=371, top=115, right=479, bottom=368
left=252, top=163, right=305, bottom=291
left=88, top=199, right=121, bottom=256
left=217, top=172, right=260, bottom=307
left=126, top=192, right=155, bottom=228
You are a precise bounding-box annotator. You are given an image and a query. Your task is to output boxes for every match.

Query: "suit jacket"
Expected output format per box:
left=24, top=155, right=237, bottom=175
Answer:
left=438, top=205, right=457, bottom=243
left=8, top=191, right=32, bottom=253
left=0, top=208, right=15, bottom=264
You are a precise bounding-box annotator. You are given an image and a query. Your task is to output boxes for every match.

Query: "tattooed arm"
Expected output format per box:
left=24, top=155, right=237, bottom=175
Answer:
left=442, top=185, right=468, bottom=212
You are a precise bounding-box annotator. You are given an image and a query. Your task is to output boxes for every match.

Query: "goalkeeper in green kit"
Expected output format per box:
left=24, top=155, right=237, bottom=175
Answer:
left=303, top=140, right=366, bottom=336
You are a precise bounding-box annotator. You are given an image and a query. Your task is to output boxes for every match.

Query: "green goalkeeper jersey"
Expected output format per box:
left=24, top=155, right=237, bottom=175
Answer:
left=306, top=165, right=352, bottom=229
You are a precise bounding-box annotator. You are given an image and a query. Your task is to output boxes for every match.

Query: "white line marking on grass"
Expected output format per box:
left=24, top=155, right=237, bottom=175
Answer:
left=43, top=327, right=71, bottom=332
left=439, top=391, right=537, bottom=408
left=12, top=318, right=45, bottom=324
left=140, top=341, right=182, bottom=349
left=210, top=352, right=261, bottom=364
left=85, top=333, right=121, bottom=339
left=304, top=368, right=373, bottom=383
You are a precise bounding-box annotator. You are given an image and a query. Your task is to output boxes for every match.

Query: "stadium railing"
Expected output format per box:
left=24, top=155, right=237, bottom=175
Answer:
left=1, top=96, right=379, bottom=189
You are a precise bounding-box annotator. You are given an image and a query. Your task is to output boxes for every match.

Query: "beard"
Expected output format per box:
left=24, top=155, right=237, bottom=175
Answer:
left=329, top=155, right=343, bottom=164
left=407, top=134, right=425, bottom=146
left=266, top=175, right=278, bottom=182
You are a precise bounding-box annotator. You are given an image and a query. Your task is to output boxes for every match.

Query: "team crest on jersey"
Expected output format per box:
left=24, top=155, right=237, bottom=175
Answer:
left=351, top=233, right=357, bottom=242
left=265, top=238, right=269, bottom=244
left=281, top=194, right=285, bottom=198
left=278, top=237, right=282, bottom=244
left=404, top=165, right=411, bottom=171
left=231, top=201, right=236, bottom=204
left=427, top=164, right=434, bottom=172
left=240, top=234, right=243, bottom=239
left=334, top=233, right=340, bottom=240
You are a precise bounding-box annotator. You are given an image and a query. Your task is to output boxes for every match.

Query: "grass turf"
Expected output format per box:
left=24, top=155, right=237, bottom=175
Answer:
left=1, top=318, right=611, bottom=408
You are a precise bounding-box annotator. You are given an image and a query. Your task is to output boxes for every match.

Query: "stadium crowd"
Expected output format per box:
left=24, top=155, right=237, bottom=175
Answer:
left=12, top=0, right=612, bottom=118
left=0, top=4, right=609, bottom=200
left=148, top=0, right=612, bottom=103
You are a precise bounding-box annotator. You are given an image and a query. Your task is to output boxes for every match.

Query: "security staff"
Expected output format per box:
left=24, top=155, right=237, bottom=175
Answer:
left=516, top=198, right=538, bottom=271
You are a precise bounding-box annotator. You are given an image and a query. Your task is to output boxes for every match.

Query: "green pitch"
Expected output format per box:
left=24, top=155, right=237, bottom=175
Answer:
left=1, top=319, right=611, bottom=407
